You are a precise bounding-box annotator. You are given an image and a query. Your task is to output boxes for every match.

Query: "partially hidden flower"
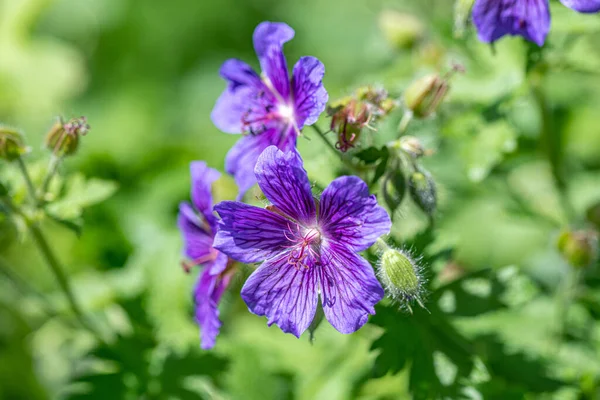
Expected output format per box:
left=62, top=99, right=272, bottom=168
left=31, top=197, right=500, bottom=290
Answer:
left=211, top=22, right=328, bottom=198
left=178, top=161, right=236, bottom=349
left=213, top=146, right=391, bottom=337
left=472, top=0, right=600, bottom=47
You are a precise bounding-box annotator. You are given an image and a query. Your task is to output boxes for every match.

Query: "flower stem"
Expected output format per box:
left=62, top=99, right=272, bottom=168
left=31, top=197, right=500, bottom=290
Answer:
left=27, top=220, right=102, bottom=339
left=38, top=154, right=62, bottom=205
left=15, top=156, right=38, bottom=205
left=397, top=110, right=413, bottom=138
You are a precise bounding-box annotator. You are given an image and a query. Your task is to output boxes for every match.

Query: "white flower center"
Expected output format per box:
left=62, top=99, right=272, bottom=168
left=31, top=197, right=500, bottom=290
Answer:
left=278, top=104, right=295, bottom=122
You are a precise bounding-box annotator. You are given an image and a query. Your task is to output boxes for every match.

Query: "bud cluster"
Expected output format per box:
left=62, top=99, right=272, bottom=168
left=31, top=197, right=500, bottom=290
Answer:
left=327, top=86, right=396, bottom=152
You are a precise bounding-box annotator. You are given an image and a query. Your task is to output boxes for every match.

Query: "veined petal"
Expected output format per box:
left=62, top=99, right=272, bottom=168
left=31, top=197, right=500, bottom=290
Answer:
left=178, top=202, right=214, bottom=260
left=241, top=253, right=318, bottom=337
left=292, top=56, right=328, bottom=128
left=560, top=0, right=600, bottom=12
left=225, top=127, right=297, bottom=199
left=211, top=59, right=264, bottom=134
left=208, top=251, right=229, bottom=276
left=255, top=146, right=316, bottom=224
left=318, top=244, right=384, bottom=334
left=213, top=201, right=291, bottom=264
left=195, top=268, right=232, bottom=349
left=472, top=0, right=550, bottom=46
left=190, top=161, right=219, bottom=230
left=253, top=22, right=294, bottom=100
left=319, top=176, right=391, bottom=252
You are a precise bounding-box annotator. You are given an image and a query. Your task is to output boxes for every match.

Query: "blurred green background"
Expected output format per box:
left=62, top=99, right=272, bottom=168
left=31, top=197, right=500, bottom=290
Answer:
left=2, top=0, right=600, bottom=398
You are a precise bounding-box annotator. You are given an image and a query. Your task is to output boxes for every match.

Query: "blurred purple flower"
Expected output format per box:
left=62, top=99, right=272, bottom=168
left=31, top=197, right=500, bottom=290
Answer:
left=211, top=22, right=328, bottom=198
left=213, top=146, right=391, bottom=337
left=472, top=0, right=600, bottom=46
left=178, top=161, right=235, bottom=349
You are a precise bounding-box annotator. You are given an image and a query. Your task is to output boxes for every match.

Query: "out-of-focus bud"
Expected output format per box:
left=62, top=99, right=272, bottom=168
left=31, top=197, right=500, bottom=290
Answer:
left=45, top=117, right=90, bottom=156
left=0, top=127, right=27, bottom=161
left=379, top=10, right=425, bottom=50
left=408, top=167, right=437, bottom=218
left=399, top=136, right=425, bottom=158
left=586, top=202, right=600, bottom=231
left=404, top=65, right=464, bottom=119
left=328, top=87, right=397, bottom=152
left=556, top=229, right=598, bottom=269
left=377, top=240, right=425, bottom=311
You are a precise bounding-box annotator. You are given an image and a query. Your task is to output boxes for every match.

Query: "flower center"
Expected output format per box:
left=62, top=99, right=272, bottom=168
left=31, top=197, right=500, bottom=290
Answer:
left=286, top=226, right=322, bottom=270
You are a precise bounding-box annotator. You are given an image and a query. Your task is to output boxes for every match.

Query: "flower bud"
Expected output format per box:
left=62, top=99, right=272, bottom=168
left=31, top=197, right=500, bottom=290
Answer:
left=404, top=65, right=464, bottom=119
left=408, top=167, right=437, bottom=218
left=381, top=163, right=406, bottom=216
left=379, top=10, right=425, bottom=50
left=0, top=127, right=27, bottom=161
left=399, top=135, right=425, bottom=158
left=45, top=117, right=90, bottom=156
left=328, top=87, right=397, bottom=152
left=377, top=242, right=425, bottom=311
left=556, top=229, right=598, bottom=269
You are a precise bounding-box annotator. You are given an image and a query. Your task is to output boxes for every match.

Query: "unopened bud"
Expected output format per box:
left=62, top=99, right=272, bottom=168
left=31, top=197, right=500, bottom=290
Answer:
left=408, top=167, right=437, bottom=218
left=399, top=136, right=425, bottom=158
left=377, top=240, right=425, bottom=311
left=556, top=230, right=598, bottom=269
left=379, top=10, right=425, bottom=50
left=0, top=127, right=27, bottom=161
left=404, top=65, right=463, bottom=119
left=45, top=117, right=90, bottom=156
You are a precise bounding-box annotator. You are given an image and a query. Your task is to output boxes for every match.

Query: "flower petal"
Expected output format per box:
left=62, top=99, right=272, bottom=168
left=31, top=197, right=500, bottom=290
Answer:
left=253, top=22, right=294, bottom=100
left=213, top=201, right=292, bottom=264
left=225, top=127, right=297, bottom=199
left=241, top=253, right=318, bottom=337
left=472, top=0, right=550, bottom=46
left=318, top=244, right=384, bottom=334
left=292, top=56, right=328, bottom=128
left=195, top=268, right=232, bottom=349
left=255, top=146, right=316, bottom=224
left=190, top=161, right=219, bottom=230
left=211, top=59, right=264, bottom=134
left=319, top=176, right=391, bottom=252
left=178, top=202, right=214, bottom=260
left=559, top=0, right=600, bottom=12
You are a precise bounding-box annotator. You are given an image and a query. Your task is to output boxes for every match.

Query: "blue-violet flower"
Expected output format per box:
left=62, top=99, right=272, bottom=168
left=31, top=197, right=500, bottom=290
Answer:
left=178, top=162, right=235, bottom=349
left=213, top=146, right=391, bottom=337
left=211, top=21, right=328, bottom=198
left=472, top=0, right=600, bottom=46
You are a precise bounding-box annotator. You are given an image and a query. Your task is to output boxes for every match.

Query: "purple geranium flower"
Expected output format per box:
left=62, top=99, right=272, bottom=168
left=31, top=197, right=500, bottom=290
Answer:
left=211, top=21, right=328, bottom=198
left=213, top=146, right=391, bottom=337
left=472, top=0, right=600, bottom=46
left=178, top=161, right=236, bottom=349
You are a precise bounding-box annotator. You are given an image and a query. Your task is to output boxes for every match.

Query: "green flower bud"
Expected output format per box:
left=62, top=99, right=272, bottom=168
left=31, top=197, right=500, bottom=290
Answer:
left=379, top=10, right=425, bottom=50
left=556, top=230, right=598, bottom=269
left=377, top=239, right=425, bottom=311
left=408, top=167, right=437, bottom=218
left=399, top=135, right=425, bottom=158
left=45, top=117, right=90, bottom=156
left=404, top=74, right=448, bottom=119
left=0, top=127, right=27, bottom=161
left=404, top=65, right=464, bottom=119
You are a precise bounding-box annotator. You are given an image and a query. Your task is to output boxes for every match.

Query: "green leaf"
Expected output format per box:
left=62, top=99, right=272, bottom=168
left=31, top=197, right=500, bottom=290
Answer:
left=382, top=162, right=406, bottom=217
left=47, top=174, right=118, bottom=220
left=371, top=148, right=390, bottom=185
left=355, top=146, right=386, bottom=165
